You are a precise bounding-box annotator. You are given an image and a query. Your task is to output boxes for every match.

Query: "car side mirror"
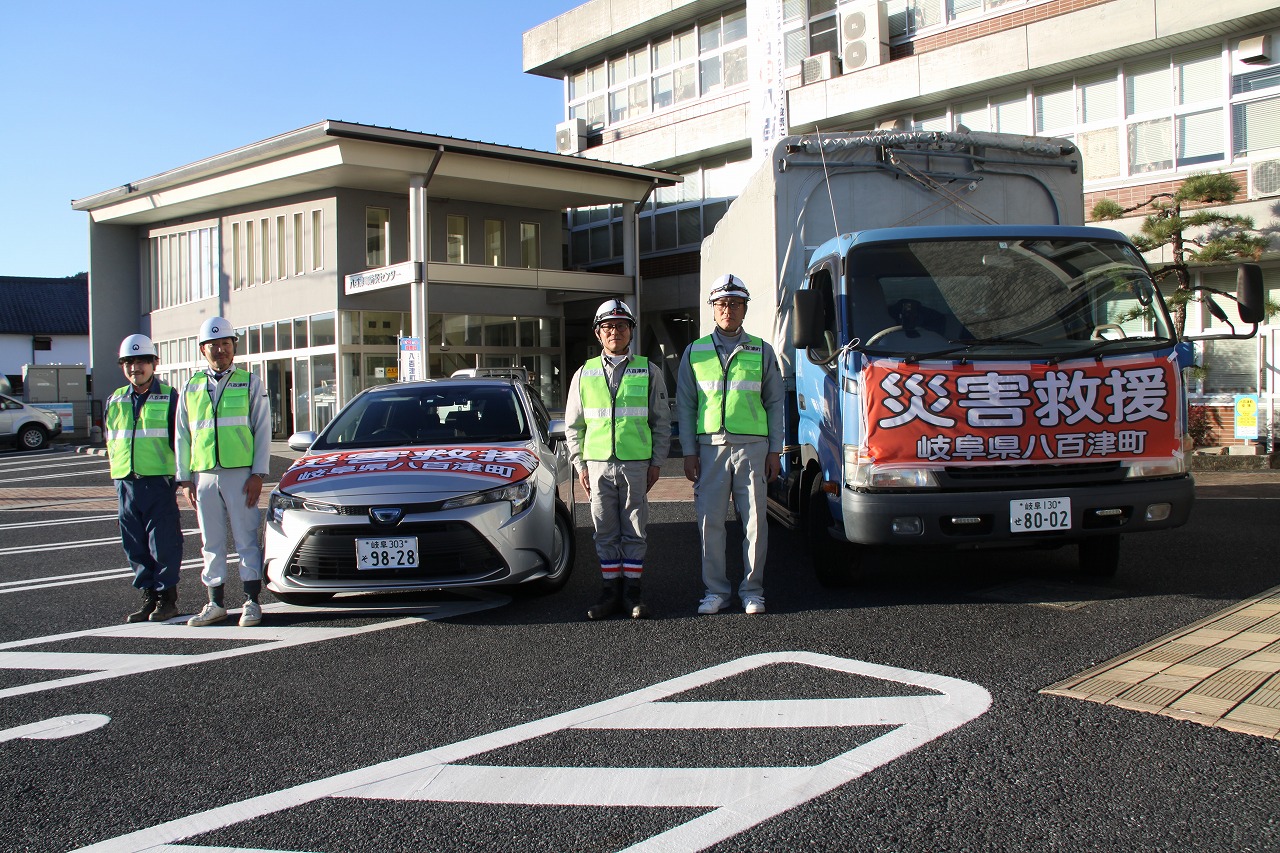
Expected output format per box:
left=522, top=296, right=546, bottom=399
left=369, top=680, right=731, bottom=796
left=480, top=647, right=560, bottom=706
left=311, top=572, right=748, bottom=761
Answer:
left=288, top=431, right=318, bottom=452
left=547, top=418, right=567, bottom=448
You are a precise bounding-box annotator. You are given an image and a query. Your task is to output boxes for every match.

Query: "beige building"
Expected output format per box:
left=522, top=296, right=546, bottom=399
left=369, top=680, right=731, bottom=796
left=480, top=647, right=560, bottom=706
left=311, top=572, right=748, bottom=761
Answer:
left=525, top=0, right=1280, bottom=447
left=73, top=121, right=677, bottom=435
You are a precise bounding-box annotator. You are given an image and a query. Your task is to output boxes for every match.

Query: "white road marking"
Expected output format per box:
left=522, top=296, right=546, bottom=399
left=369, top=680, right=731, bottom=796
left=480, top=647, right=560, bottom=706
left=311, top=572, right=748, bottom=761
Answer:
left=0, top=468, right=116, bottom=484
left=0, top=714, right=111, bottom=742
left=0, top=557, right=209, bottom=595
left=0, top=514, right=118, bottom=530
left=0, top=592, right=508, bottom=701
left=0, top=458, right=109, bottom=475
left=72, top=651, right=991, bottom=853
left=0, top=528, right=199, bottom=557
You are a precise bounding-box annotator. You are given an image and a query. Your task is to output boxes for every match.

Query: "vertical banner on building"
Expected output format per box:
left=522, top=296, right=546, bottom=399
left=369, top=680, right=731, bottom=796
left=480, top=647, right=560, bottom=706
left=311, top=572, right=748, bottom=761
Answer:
left=749, top=0, right=787, bottom=163
left=1234, top=393, right=1259, bottom=440
left=398, top=336, right=423, bottom=383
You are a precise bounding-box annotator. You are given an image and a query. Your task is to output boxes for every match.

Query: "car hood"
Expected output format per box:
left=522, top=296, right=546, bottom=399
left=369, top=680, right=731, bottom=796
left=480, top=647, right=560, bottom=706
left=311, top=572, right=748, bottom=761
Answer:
left=276, top=444, right=541, bottom=501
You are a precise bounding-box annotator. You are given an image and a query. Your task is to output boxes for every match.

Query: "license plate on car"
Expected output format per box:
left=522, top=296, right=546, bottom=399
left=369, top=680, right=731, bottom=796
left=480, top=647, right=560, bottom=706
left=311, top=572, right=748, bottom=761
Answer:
left=355, top=537, right=419, bottom=569
left=1010, top=497, right=1071, bottom=533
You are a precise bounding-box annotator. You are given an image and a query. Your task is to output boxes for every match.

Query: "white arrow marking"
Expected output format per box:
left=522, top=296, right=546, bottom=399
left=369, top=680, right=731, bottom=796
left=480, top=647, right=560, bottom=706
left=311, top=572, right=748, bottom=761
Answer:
left=0, top=714, right=111, bottom=742
left=73, top=651, right=991, bottom=853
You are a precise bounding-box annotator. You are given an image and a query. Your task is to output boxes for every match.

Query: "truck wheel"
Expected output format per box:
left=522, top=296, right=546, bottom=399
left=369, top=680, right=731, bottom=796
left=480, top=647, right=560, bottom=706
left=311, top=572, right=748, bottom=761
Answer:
left=1078, top=535, right=1121, bottom=577
left=808, top=480, right=859, bottom=587
left=18, top=425, right=48, bottom=450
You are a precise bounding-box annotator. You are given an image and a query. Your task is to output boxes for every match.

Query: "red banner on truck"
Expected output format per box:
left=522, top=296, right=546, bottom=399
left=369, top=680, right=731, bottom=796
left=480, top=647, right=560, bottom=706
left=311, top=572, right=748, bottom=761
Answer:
left=862, top=354, right=1183, bottom=466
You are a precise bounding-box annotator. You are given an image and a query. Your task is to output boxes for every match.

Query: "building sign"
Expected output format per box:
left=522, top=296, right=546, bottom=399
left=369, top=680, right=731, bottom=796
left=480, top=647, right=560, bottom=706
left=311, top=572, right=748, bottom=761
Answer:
left=749, top=0, right=787, bottom=163
left=398, top=336, right=423, bottom=383
left=1234, top=394, right=1259, bottom=440
left=344, top=261, right=421, bottom=296
left=861, top=355, right=1182, bottom=465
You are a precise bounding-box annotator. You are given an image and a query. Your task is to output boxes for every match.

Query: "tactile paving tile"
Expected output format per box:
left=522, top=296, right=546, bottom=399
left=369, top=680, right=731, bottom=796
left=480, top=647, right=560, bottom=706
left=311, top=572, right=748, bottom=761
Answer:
left=1042, top=586, right=1280, bottom=740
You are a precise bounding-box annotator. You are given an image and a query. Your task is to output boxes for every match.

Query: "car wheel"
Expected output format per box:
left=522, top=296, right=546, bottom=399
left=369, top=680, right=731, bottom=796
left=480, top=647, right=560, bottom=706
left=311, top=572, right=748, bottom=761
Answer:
left=517, top=500, right=576, bottom=595
left=1078, top=535, right=1121, bottom=577
left=18, top=425, right=47, bottom=450
left=809, top=477, right=861, bottom=588
left=272, top=591, right=336, bottom=606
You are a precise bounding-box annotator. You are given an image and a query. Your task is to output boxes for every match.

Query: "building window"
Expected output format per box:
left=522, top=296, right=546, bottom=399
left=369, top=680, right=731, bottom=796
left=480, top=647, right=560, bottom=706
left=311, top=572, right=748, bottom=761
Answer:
left=446, top=215, right=468, bottom=264
left=608, top=48, right=651, bottom=124
left=148, top=223, right=220, bottom=309
left=311, top=210, right=323, bottom=271
left=651, top=26, right=697, bottom=110
left=245, top=219, right=257, bottom=285
left=569, top=61, right=607, bottom=129
left=366, top=207, right=390, bottom=268
left=259, top=218, right=270, bottom=284
left=275, top=215, right=286, bottom=280
left=698, top=8, right=749, bottom=96
left=520, top=222, right=540, bottom=268
left=293, top=212, right=304, bottom=275
left=33, top=336, right=51, bottom=351
left=484, top=220, right=504, bottom=266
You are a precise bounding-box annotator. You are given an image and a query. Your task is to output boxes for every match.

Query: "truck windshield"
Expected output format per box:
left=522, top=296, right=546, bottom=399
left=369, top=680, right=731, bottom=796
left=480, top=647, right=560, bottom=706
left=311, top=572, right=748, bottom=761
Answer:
left=848, top=237, right=1174, bottom=360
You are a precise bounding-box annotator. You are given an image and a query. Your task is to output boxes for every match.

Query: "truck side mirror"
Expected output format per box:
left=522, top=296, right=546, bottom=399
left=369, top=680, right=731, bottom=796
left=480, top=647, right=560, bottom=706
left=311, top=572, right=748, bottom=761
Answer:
left=1237, top=263, right=1264, bottom=325
left=793, top=289, right=826, bottom=349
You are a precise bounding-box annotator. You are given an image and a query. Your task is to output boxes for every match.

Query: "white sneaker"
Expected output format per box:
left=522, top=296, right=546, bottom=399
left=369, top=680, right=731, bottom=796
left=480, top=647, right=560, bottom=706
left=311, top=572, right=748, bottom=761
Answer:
left=743, top=596, right=766, bottom=615
left=697, top=594, right=730, bottom=615
left=187, top=603, right=228, bottom=627
left=239, top=600, right=262, bottom=627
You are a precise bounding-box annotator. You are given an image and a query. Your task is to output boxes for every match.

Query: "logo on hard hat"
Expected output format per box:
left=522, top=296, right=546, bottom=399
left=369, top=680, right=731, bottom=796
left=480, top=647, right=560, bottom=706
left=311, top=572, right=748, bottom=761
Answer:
left=131, top=344, right=140, bottom=352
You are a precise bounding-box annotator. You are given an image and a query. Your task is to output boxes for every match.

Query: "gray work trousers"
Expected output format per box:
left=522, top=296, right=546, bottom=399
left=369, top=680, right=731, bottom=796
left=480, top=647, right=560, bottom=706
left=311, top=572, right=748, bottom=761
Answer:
left=585, top=459, right=650, bottom=578
left=694, top=441, right=768, bottom=599
left=193, top=467, right=263, bottom=587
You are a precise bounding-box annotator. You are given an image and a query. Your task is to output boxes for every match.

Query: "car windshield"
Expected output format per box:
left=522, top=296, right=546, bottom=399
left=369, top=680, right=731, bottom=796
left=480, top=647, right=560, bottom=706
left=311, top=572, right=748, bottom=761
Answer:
left=848, top=237, right=1174, bottom=359
left=311, top=383, right=530, bottom=449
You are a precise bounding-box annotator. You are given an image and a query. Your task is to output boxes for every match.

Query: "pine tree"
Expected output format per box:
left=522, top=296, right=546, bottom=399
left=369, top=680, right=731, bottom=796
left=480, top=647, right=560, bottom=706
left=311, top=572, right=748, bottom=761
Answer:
left=1091, top=172, right=1271, bottom=336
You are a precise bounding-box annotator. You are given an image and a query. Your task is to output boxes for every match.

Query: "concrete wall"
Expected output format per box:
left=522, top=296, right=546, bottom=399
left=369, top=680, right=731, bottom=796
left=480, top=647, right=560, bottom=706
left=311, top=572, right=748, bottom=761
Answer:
left=87, top=221, right=141, bottom=405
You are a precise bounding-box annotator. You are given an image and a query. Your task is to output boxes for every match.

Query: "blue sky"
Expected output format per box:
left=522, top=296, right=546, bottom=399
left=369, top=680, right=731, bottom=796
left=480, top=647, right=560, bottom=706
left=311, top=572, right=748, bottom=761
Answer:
left=0, top=0, right=575, bottom=278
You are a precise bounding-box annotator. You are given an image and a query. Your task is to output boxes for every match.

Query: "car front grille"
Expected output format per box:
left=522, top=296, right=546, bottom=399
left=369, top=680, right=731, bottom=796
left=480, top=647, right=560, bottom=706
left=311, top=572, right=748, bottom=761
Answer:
left=285, top=521, right=508, bottom=582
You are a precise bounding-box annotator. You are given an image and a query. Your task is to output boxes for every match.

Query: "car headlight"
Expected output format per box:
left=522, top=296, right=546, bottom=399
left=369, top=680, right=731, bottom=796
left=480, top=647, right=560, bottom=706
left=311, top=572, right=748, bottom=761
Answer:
left=441, top=477, right=535, bottom=516
left=1124, top=457, right=1188, bottom=478
left=268, top=491, right=338, bottom=525
left=844, top=444, right=939, bottom=489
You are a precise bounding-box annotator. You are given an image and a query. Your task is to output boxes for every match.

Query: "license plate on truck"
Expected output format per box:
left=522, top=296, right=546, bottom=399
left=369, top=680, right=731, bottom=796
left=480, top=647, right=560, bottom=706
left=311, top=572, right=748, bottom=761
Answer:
left=1010, top=497, right=1071, bottom=533
left=355, top=537, right=419, bottom=569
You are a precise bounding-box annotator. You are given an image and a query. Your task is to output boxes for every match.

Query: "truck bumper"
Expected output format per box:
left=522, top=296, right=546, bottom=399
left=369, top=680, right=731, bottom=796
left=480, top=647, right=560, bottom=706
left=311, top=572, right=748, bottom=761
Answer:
left=839, top=475, right=1193, bottom=547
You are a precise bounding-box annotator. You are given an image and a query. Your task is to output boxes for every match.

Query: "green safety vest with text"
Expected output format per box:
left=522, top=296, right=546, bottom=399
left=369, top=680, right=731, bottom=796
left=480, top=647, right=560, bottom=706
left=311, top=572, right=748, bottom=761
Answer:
left=689, top=334, right=768, bottom=437
left=580, top=356, right=653, bottom=461
left=185, top=369, right=254, bottom=471
left=106, top=382, right=176, bottom=479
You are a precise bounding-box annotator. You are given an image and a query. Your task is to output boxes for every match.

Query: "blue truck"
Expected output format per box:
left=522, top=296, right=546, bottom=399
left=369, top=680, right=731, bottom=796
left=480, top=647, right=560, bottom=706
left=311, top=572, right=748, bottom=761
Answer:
left=700, top=131, right=1262, bottom=584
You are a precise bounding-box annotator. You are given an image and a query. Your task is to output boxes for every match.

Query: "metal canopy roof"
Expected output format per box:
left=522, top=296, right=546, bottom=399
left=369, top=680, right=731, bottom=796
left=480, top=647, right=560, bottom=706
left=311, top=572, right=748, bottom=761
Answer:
left=72, top=120, right=679, bottom=225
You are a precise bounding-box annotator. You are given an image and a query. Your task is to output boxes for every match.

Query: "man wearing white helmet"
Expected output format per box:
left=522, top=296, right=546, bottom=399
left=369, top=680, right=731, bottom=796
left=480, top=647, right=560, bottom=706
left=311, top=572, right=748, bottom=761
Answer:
left=176, top=317, right=272, bottom=628
left=675, top=274, right=784, bottom=615
left=564, top=299, right=672, bottom=619
left=106, top=334, right=184, bottom=623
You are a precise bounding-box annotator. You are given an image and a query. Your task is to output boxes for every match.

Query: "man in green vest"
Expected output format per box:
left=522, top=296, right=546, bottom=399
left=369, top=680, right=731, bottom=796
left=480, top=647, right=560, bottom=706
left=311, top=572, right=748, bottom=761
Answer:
left=176, top=316, right=273, bottom=628
left=675, top=274, right=784, bottom=615
left=565, top=299, right=672, bottom=619
left=107, top=334, right=184, bottom=623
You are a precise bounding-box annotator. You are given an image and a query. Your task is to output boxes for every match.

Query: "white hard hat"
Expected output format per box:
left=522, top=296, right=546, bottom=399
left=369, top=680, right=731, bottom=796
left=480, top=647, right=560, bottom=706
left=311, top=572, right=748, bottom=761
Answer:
left=198, top=316, right=237, bottom=345
left=118, top=334, right=157, bottom=361
left=593, top=299, right=636, bottom=328
left=707, top=273, right=751, bottom=304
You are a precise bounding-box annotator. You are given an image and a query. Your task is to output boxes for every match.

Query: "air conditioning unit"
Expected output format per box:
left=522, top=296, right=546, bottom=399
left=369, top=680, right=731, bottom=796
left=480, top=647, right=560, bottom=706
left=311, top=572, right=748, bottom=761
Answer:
left=802, top=51, right=839, bottom=84
left=555, top=118, right=588, bottom=155
left=1250, top=158, right=1280, bottom=198
left=841, top=0, right=890, bottom=74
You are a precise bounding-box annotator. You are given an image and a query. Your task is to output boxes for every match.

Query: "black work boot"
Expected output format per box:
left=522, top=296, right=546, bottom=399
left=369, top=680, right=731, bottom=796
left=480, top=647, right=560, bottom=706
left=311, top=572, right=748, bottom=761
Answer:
left=126, top=589, right=158, bottom=624
left=587, top=578, right=624, bottom=620
left=623, top=578, right=650, bottom=619
left=149, top=587, right=179, bottom=622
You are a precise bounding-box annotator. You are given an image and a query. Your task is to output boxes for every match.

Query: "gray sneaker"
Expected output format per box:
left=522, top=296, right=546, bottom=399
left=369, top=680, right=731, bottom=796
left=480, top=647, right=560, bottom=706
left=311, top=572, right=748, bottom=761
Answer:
left=238, top=600, right=262, bottom=627
left=187, top=603, right=228, bottom=627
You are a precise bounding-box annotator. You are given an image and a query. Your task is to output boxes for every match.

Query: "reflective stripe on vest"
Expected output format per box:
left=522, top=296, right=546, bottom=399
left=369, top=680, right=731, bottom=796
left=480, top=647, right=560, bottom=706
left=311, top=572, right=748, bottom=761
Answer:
left=689, top=334, right=767, bottom=437
left=106, top=382, right=176, bottom=479
left=580, top=356, right=653, bottom=461
left=185, top=369, right=254, bottom=470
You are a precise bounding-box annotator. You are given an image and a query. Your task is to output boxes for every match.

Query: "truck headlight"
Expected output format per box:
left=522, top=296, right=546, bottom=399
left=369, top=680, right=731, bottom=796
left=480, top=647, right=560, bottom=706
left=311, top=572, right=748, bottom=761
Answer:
left=844, top=444, right=939, bottom=489
left=441, top=477, right=535, bottom=516
left=1124, top=457, right=1188, bottom=478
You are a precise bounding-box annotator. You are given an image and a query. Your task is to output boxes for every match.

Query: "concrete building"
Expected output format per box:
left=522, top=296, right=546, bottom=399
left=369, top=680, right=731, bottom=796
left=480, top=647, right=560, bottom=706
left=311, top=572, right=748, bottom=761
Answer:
left=73, top=121, right=677, bottom=436
left=524, top=0, right=1280, bottom=447
left=0, top=274, right=89, bottom=395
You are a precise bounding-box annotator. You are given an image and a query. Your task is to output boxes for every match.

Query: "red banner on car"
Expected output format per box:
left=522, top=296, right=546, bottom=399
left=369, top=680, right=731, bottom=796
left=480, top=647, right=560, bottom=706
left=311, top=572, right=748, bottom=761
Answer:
left=278, top=446, right=539, bottom=489
left=861, top=354, right=1183, bottom=466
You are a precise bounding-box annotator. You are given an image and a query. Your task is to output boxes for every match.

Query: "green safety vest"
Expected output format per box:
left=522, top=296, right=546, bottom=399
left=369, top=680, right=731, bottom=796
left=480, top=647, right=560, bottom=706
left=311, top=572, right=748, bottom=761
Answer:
left=580, top=356, right=653, bottom=461
left=689, top=334, right=768, bottom=437
left=106, top=382, right=176, bottom=479
left=185, top=369, right=254, bottom=471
